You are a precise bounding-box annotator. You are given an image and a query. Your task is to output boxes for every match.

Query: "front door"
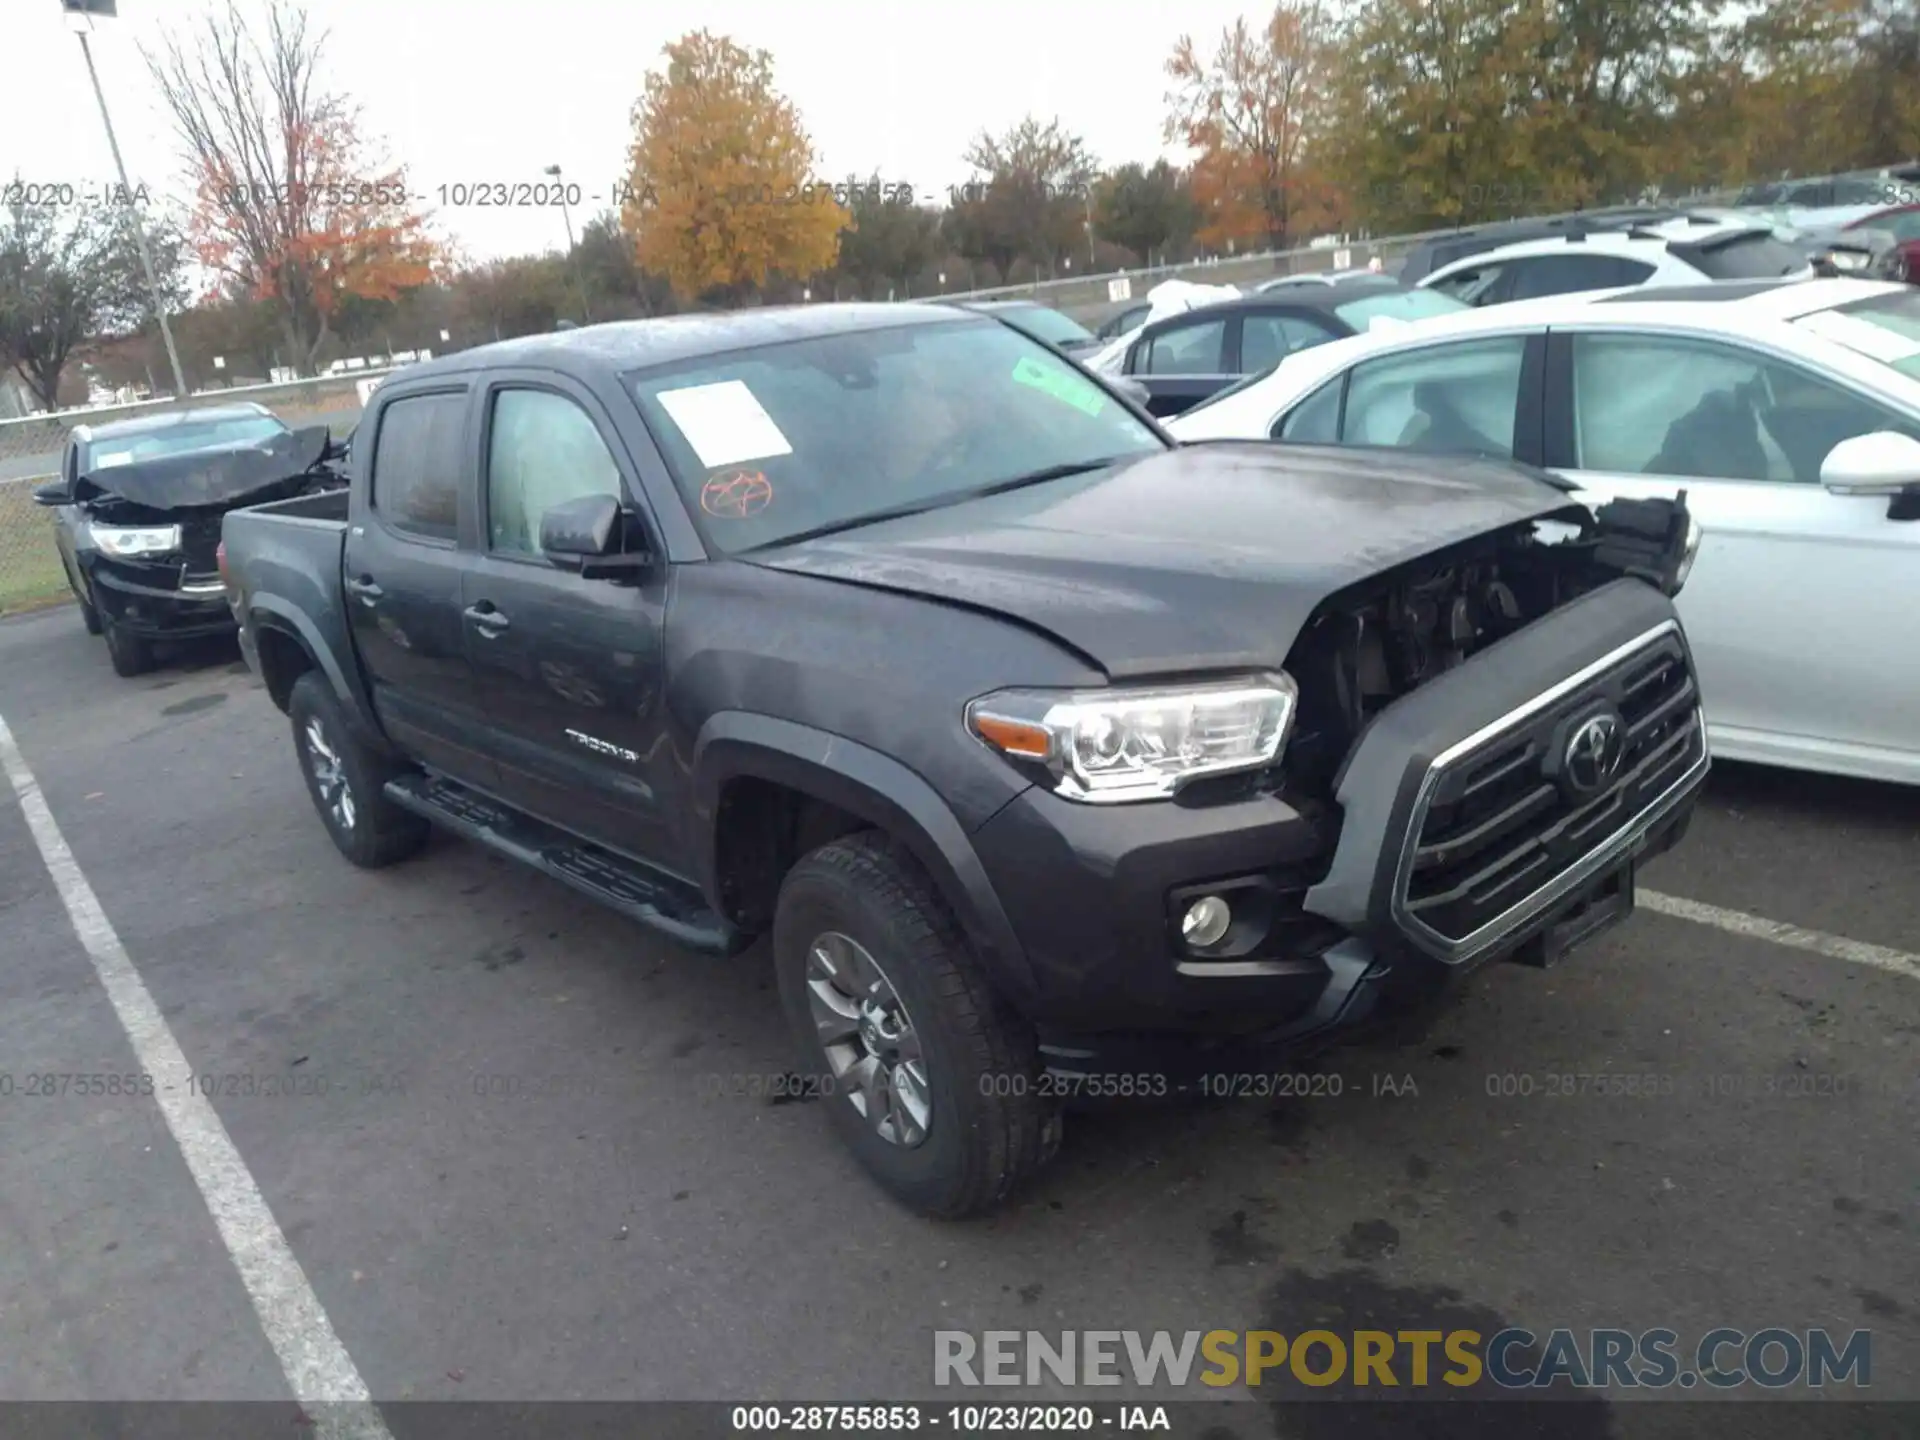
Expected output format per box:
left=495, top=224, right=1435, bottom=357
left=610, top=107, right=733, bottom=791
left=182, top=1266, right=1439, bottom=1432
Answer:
left=341, top=384, right=500, bottom=788
left=461, top=377, right=674, bottom=868
left=1547, top=328, right=1920, bottom=769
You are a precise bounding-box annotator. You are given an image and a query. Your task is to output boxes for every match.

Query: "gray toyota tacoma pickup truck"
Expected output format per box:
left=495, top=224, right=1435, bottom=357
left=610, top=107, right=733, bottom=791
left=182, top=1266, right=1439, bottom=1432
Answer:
left=220, top=303, right=1709, bottom=1217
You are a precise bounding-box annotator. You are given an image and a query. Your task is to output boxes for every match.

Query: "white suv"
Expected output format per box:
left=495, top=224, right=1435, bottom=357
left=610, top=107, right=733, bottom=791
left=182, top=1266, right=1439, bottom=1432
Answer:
left=1417, top=217, right=1814, bottom=307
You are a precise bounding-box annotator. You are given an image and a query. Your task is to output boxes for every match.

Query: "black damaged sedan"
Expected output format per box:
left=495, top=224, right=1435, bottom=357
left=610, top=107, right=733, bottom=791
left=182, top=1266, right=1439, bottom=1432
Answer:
left=34, top=403, right=346, bottom=676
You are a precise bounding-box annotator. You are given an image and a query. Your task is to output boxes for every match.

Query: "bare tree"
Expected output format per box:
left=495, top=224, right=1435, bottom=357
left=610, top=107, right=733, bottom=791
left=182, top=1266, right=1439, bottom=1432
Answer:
left=145, top=0, right=438, bottom=375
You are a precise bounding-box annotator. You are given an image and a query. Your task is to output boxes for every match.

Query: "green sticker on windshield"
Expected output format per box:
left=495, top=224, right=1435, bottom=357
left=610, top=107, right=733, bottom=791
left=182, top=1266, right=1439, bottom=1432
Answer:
left=1011, top=355, right=1106, bottom=417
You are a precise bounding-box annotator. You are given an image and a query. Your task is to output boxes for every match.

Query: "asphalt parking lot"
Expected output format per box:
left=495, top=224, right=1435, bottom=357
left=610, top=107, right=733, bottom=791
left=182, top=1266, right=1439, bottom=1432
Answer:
left=1, top=602, right=1916, bottom=1439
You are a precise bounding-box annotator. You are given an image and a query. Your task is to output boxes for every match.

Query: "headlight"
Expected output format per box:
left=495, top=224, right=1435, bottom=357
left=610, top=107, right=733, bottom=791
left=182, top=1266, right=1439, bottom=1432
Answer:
left=92, top=524, right=182, bottom=557
left=1675, top=513, right=1702, bottom=591
left=966, top=674, right=1298, bottom=803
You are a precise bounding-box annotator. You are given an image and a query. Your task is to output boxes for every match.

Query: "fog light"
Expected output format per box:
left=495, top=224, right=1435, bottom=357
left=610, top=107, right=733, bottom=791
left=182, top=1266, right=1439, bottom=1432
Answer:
left=1182, top=895, right=1232, bottom=948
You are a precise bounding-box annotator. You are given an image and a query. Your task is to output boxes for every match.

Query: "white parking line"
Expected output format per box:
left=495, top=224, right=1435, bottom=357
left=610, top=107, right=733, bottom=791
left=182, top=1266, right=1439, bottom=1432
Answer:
left=0, top=715, right=392, bottom=1439
left=1641, top=889, right=1920, bottom=983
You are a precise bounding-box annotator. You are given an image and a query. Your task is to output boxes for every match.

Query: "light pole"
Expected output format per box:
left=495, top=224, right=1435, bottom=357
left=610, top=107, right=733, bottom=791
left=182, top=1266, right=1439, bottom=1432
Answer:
left=544, top=163, right=593, bottom=323
left=62, top=0, right=188, bottom=397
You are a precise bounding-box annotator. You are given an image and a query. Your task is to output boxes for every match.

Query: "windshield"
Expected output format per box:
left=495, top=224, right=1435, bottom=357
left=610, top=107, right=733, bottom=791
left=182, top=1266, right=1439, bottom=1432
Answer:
left=80, top=414, right=289, bottom=472
left=998, top=305, right=1095, bottom=346
left=629, top=317, right=1166, bottom=554
left=1334, top=288, right=1468, bottom=327
left=1799, top=289, right=1920, bottom=380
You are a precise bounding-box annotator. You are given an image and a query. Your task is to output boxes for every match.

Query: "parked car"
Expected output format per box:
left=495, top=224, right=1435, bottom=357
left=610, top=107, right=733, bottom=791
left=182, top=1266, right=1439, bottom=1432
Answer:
left=221, top=303, right=1706, bottom=1216
left=31, top=403, right=343, bottom=676
left=1168, top=277, right=1920, bottom=785
left=943, top=299, right=1101, bottom=356
left=1729, top=171, right=1920, bottom=232
left=1110, top=284, right=1470, bottom=417
left=1393, top=206, right=1689, bottom=285
left=1798, top=223, right=1907, bottom=282
left=1841, top=204, right=1920, bottom=281
left=1253, top=268, right=1386, bottom=293
left=1417, top=218, right=1814, bottom=307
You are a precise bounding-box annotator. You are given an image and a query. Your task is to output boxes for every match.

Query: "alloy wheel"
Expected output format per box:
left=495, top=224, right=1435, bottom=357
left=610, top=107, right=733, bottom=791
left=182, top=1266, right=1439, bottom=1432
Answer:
left=804, top=930, right=932, bottom=1147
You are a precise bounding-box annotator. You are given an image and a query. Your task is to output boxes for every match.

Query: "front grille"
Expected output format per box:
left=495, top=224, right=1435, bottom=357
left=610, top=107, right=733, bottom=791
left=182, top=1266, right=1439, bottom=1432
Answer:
left=1396, top=624, right=1704, bottom=958
left=181, top=516, right=222, bottom=579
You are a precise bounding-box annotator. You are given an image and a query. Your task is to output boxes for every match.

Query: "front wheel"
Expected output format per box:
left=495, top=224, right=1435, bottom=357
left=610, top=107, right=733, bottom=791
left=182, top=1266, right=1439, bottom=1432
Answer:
left=102, top=620, right=152, bottom=676
left=773, top=833, right=1062, bottom=1218
left=287, top=672, right=429, bottom=869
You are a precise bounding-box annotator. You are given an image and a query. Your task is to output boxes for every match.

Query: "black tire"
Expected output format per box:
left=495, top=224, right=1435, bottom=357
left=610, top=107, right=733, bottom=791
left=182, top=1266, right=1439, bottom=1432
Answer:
left=102, top=620, right=153, bottom=677
left=287, top=671, right=430, bottom=869
left=773, top=833, right=1062, bottom=1219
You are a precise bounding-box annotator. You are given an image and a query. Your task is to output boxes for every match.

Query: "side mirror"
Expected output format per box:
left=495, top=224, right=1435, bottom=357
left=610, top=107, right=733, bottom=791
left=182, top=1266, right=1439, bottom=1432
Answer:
left=539, top=493, right=650, bottom=580
left=1111, top=375, right=1152, bottom=409
left=1820, top=431, right=1920, bottom=497
left=33, top=479, right=72, bottom=507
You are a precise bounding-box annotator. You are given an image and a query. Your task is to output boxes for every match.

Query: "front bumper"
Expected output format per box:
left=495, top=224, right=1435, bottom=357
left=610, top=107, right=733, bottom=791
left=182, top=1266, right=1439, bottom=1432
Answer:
left=974, top=579, right=1708, bottom=1079
left=88, top=564, right=236, bottom=640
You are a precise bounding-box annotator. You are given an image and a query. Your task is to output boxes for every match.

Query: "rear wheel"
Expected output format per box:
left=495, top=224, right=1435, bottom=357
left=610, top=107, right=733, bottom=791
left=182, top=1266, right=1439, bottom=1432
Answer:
left=288, top=672, right=429, bottom=868
left=773, top=833, right=1062, bottom=1218
left=102, top=620, right=152, bottom=677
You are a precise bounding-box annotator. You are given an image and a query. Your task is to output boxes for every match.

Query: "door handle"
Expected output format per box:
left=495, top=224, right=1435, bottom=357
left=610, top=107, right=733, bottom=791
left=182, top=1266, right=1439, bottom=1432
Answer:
left=345, top=575, right=384, bottom=604
left=463, top=602, right=511, bottom=634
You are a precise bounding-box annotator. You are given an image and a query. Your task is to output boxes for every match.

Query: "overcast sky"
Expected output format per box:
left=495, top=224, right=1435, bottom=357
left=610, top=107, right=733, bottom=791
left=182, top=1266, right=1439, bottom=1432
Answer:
left=7, top=0, right=1264, bottom=263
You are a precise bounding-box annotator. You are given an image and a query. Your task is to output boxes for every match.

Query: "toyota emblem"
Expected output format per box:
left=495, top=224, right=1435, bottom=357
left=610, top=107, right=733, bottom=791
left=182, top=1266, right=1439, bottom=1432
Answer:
left=1563, top=712, right=1625, bottom=795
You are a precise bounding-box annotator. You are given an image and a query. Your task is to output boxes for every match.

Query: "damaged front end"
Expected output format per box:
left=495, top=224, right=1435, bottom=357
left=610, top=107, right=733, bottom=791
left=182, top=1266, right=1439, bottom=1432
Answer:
left=1281, top=490, right=1699, bottom=796
left=59, top=423, right=347, bottom=637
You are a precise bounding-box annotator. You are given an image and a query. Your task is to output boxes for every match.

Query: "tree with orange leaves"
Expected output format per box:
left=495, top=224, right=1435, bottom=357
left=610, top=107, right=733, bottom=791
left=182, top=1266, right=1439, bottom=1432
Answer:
left=145, top=1, right=441, bottom=375
left=1166, top=3, right=1341, bottom=253
left=620, top=31, right=845, bottom=306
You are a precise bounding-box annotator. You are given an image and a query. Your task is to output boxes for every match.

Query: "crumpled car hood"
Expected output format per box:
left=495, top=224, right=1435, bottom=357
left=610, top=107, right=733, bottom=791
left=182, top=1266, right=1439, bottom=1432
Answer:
left=748, top=442, right=1586, bottom=679
left=75, top=424, right=333, bottom=513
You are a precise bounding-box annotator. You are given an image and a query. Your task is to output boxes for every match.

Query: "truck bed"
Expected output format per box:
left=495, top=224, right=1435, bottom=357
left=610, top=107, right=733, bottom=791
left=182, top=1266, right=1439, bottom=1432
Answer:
left=222, top=486, right=356, bottom=709
left=234, top=486, right=351, bottom=525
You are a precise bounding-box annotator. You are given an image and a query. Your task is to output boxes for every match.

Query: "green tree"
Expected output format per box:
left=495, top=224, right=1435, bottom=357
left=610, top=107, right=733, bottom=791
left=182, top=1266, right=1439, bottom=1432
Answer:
left=1091, top=162, right=1199, bottom=266
left=952, top=116, right=1097, bottom=278
left=835, top=176, right=940, bottom=297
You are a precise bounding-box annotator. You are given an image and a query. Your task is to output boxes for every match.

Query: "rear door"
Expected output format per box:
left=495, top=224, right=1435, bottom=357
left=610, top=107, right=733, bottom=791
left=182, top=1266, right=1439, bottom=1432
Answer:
left=1238, top=308, right=1346, bottom=374
left=461, top=372, right=674, bottom=865
left=1543, top=327, right=1920, bottom=768
left=341, top=382, right=501, bottom=787
left=1125, top=312, right=1235, bottom=416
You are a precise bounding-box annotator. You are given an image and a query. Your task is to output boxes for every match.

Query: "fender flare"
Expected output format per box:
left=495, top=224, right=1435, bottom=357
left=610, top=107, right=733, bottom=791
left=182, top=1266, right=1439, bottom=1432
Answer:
left=691, top=712, right=1035, bottom=1000
left=245, top=595, right=379, bottom=734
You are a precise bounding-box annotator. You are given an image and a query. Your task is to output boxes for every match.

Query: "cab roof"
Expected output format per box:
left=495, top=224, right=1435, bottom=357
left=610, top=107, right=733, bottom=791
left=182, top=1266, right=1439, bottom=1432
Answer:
left=398, top=304, right=977, bottom=384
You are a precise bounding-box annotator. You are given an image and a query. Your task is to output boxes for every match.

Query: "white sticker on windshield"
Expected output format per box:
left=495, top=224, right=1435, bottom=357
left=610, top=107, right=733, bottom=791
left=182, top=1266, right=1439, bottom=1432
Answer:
left=1797, top=310, right=1920, bottom=365
left=92, top=451, right=133, bottom=469
left=654, top=380, right=794, bottom=469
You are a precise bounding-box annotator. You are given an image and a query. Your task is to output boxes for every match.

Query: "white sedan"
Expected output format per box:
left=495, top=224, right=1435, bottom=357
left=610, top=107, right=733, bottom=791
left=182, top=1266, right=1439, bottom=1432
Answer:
left=1167, top=278, right=1920, bottom=786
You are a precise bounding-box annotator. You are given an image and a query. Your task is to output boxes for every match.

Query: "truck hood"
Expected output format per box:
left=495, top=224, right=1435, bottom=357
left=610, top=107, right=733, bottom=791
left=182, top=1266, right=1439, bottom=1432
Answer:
left=748, top=442, right=1585, bottom=679
left=74, top=424, right=334, bottom=514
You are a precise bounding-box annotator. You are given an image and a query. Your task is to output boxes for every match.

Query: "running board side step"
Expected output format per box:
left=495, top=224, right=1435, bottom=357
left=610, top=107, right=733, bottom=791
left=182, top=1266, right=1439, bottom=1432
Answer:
left=383, top=773, right=744, bottom=956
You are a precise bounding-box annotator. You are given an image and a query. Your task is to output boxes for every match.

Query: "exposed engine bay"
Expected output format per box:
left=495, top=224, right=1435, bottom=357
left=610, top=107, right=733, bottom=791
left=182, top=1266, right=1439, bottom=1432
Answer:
left=1282, top=492, right=1698, bottom=794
